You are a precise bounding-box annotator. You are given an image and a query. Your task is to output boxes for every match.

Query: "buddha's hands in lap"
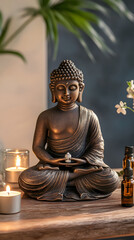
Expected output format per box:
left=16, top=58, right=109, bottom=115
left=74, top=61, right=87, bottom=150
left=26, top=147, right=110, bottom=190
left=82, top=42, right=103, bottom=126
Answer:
left=38, top=157, right=87, bottom=170
left=51, top=157, right=86, bottom=167
left=38, top=158, right=66, bottom=170
left=63, top=158, right=86, bottom=167
left=37, top=159, right=102, bottom=175
left=74, top=165, right=103, bottom=173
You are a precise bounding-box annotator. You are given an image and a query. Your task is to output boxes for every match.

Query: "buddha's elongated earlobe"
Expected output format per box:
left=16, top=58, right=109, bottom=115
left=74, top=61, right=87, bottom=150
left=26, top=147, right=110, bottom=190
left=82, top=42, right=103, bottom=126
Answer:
left=49, top=83, right=57, bottom=103
left=51, top=92, right=57, bottom=103
left=77, top=83, right=85, bottom=102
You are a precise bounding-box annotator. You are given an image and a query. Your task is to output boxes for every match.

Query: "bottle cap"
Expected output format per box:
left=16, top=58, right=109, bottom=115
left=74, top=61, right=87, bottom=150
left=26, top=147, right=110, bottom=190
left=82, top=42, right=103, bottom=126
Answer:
left=125, top=146, right=134, bottom=156
left=123, top=159, right=133, bottom=179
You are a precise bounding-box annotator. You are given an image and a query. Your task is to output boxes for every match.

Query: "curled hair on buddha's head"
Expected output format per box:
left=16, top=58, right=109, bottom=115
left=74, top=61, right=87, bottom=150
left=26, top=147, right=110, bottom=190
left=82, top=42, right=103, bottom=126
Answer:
left=49, top=60, right=85, bottom=103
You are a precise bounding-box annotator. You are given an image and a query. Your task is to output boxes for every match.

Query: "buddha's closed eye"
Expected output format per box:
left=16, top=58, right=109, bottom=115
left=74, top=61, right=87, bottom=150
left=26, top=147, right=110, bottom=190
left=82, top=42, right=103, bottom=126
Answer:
left=57, top=85, right=65, bottom=91
left=69, top=85, right=77, bottom=91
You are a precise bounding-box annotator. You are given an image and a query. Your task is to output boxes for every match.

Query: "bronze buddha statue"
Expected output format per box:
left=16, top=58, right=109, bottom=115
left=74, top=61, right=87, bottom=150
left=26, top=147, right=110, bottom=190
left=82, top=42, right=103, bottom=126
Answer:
left=19, top=60, right=119, bottom=201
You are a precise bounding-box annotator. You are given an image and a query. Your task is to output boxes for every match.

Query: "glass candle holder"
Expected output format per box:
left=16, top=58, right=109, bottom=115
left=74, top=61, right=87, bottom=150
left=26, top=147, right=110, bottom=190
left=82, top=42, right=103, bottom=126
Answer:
left=3, top=149, right=29, bottom=185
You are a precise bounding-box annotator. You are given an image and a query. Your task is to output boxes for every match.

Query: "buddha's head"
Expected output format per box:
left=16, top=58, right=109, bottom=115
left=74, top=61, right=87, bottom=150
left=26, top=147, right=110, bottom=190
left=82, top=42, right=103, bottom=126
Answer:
left=49, top=60, right=85, bottom=103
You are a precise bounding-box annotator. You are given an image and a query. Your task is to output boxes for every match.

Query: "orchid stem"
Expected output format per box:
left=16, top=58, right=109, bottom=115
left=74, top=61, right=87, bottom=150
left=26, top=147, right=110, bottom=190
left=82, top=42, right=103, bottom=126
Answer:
left=126, top=106, right=134, bottom=112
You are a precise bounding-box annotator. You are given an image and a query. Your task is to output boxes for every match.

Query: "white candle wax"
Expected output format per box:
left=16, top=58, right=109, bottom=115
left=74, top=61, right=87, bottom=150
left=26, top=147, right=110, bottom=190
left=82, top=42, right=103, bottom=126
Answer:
left=5, top=167, right=26, bottom=183
left=0, top=190, right=21, bottom=214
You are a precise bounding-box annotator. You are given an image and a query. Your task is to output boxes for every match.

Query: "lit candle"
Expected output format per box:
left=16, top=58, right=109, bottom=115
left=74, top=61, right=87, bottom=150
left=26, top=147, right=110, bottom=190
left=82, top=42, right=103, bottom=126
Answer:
left=5, top=155, right=26, bottom=183
left=0, top=185, right=21, bottom=214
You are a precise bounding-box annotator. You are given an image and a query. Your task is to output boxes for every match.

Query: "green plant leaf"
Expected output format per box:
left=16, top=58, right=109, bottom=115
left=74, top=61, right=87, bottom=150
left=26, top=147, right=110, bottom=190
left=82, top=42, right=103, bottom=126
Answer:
left=50, top=2, right=114, bottom=59
left=53, top=0, right=83, bottom=9
left=22, top=8, right=40, bottom=18
left=62, top=11, right=111, bottom=54
left=54, top=5, right=115, bottom=44
left=78, top=37, right=95, bottom=62
left=62, top=8, right=98, bottom=23
left=103, top=0, right=134, bottom=21
left=54, top=11, right=94, bottom=61
left=41, top=9, right=54, bottom=38
left=17, top=0, right=134, bottom=62
left=39, top=9, right=50, bottom=37
left=54, top=11, right=78, bottom=33
left=82, top=1, right=108, bottom=16
left=38, top=0, right=50, bottom=8
left=127, top=81, right=131, bottom=87
left=1, top=16, right=34, bottom=48
left=85, top=23, right=114, bottom=54
left=0, top=11, right=3, bottom=34
left=58, top=6, right=112, bottom=41
left=98, top=20, right=116, bottom=43
left=0, top=49, right=26, bottom=62
left=38, top=7, right=59, bottom=52
left=47, top=10, right=58, bottom=58
left=0, top=17, right=12, bottom=45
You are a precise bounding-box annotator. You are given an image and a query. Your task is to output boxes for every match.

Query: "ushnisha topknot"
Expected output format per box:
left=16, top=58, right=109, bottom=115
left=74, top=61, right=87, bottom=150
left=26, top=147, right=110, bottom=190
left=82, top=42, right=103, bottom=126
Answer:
left=50, top=60, right=84, bottom=83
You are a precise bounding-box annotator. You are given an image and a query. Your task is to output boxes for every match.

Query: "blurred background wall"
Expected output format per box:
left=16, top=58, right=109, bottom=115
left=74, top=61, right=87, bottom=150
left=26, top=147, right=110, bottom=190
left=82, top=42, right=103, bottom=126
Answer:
left=0, top=0, right=47, bottom=166
left=48, top=0, right=134, bottom=168
left=0, top=0, right=133, bottom=169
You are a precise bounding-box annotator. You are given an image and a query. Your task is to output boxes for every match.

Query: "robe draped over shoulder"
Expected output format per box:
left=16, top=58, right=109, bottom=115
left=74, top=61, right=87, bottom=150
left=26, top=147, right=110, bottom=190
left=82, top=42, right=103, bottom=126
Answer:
left=19, top=106, right=119, bottom=201
left=47, top=106, right=108, bottom=168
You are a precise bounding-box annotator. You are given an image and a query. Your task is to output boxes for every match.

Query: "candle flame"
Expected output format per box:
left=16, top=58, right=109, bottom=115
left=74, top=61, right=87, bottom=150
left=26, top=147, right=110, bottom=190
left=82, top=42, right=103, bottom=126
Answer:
left=15, top=150, right=20, bottom=154
left=6, top=185, right=10, bottom=195
left=16, top=155, right=21, bottom=168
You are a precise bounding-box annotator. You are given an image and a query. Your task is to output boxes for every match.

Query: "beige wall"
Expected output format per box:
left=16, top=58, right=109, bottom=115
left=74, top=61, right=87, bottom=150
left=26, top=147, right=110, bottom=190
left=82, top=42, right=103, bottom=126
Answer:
left=0, top=0, right=47, bottom=166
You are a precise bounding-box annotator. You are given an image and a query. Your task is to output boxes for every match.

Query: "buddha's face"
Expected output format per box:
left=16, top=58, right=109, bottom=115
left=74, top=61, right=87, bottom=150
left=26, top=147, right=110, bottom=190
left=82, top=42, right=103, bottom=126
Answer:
left=54, top=80, right=79, bottom=104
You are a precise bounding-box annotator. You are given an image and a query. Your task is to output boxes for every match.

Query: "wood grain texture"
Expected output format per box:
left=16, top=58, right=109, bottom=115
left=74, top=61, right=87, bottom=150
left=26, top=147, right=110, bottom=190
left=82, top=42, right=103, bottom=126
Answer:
left=0, top=188, right=133, bottom=240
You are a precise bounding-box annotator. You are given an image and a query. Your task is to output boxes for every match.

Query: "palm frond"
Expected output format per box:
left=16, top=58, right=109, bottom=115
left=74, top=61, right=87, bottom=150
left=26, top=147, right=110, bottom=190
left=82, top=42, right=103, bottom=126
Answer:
left=103, top=0, right=134, bottom=21
left=41, top=9, right=55, bottom=38
left=54, top=10, right=94, bottom=61
left=47, top=10, right=58, bottom=58
left=0, top=11, right=34, bottom=62
left=1, top=16, right=34, bottom=49
left=38, top=0, right=50, bottom=8
left=0, top=17, right=12, bottom=45
left=22, top=8, right=40, bottom=18
left=61, top=11, right=109, bottom=54
left=0, top=49, right=26, bottom=62
left=78, top=37, right=95, bottom=61
left=1, top=0, right=134, bottom=62
left=0, top=11, right=2, bottom=34
left=82, top=2, right=108, bottom=16
left=98, top=20, right=116, bottom=43
left=52, top=0, right=83, bottom=8
left=34, top=0, right=134, bottom=60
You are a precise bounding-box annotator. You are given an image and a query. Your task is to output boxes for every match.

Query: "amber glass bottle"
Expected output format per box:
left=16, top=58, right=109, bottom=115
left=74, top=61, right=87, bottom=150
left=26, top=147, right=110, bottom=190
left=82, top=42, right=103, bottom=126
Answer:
left=123, top=146, right=134, bottom=170
left=121, top=159, right=133, bottom=207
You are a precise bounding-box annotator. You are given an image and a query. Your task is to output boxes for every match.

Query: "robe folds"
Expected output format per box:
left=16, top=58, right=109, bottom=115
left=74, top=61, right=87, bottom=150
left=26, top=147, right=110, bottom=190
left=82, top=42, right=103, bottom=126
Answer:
left=19, top=106, right=119, bottom=201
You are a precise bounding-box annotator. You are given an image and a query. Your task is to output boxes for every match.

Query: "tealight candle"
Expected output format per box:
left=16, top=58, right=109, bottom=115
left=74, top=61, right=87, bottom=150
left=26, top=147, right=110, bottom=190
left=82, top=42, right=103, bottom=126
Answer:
left=2, top=149, right=29, bottom=185
left=5, top=155, right=26, bottom=183
left=0, top=185, right=21, bottom=214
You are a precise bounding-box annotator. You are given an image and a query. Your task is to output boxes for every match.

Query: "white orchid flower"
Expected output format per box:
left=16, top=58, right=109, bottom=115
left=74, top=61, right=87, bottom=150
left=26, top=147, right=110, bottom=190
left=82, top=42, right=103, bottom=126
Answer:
left=115, top=81, right=134, bottom=114
left=127, top=80, right=134, bottom=98
left=115, top=101, right=127, bottom=115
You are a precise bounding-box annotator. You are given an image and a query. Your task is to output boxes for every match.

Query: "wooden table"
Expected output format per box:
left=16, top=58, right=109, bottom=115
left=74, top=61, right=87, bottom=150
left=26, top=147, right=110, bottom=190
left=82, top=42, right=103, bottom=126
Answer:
left=0, top=188, right=134, bottom=240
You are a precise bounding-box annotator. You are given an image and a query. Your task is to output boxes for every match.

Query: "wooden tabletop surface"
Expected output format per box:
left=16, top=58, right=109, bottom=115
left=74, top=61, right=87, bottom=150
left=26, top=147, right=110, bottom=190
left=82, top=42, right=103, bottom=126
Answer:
left=0, top=187, right=134, bottom=240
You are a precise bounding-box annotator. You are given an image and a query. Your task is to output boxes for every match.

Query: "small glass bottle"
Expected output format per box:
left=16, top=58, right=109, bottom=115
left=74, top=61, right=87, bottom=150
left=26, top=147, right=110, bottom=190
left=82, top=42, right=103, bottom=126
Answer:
left=123, top=146, right=134, bottom=170
left=121, top=159, right=133, bottom=207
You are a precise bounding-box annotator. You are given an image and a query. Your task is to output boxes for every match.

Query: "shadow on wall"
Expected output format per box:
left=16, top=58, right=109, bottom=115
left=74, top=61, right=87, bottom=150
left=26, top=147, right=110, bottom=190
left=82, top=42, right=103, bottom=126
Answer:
left=48, top=0, right=134, bottom=168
